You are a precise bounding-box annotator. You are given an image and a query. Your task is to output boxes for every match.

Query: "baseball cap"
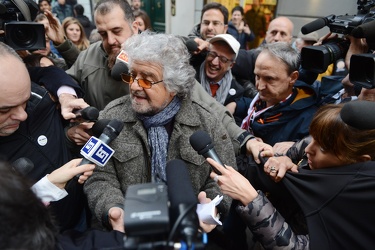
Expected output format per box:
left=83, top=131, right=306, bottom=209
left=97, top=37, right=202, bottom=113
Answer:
left=298, top=31, right=319, bottom=42
left=209, top=34, right=240, bottom=59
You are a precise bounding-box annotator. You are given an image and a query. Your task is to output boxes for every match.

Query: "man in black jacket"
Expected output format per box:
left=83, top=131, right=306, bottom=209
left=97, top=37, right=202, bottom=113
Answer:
left=0, top=42, right=88, bottom=232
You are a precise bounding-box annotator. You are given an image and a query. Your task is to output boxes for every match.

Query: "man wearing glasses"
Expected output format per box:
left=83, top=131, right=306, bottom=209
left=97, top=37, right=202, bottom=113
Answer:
left=198, top=34, right=245, bottom=107
left=84, top=32, right=237, bottom=237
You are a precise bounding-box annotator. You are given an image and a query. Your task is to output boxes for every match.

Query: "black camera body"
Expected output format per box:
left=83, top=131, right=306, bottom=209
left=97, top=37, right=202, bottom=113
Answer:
left=0, top=0, right=46, bottom=50
left=300, top=0, right=375, bottom=73
left=350, top=53, right=375, bottom=89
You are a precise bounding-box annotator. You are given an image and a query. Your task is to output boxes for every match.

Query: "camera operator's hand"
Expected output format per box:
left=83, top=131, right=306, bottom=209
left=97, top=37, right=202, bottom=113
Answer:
left=44, top=10, right=65, bottom=45
left=108, top=207, right=125, bottom=233
left=345, top=36, right=368, bottom=70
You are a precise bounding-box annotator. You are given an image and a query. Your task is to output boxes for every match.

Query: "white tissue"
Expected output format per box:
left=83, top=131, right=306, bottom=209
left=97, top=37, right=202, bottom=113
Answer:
left=196, top=195, right=223, bottom=225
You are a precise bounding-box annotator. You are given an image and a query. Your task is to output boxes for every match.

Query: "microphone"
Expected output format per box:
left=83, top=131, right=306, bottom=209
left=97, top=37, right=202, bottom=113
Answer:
left=12, top=157, right=34, bottom=176
left=301, top=15, right=333, bottom=34
left=79, top=119, right=124, bottom=167
left=351, top=19, right=375, bottom=41
left=73, top=106, right=99, bottom=122
left=185, top=39, right=198, bottom=53
left=340, top=100, right=375, bottom=130
left=189, top=130, right=225, bottom=175
left=89, top=119, right=111, bottom=137
left=166, top=159, right=199, bottom=249
left=111, top=50, right=130, bottom=81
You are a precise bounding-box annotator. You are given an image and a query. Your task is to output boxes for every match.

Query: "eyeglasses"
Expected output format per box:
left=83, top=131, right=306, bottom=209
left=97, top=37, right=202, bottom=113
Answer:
left=121, top=73, right=163, bottom=89
left=201, top=20, right=224, bottom=27
left=206, top=51, right=234, bottom=64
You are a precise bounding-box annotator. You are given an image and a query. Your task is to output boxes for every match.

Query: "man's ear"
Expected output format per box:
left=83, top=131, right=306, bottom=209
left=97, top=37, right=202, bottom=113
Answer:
left=289, top=70, right=299, bottom=86
left=223, top=24, right=228, bottom=34
left=132, top=21, right=139, bottom=34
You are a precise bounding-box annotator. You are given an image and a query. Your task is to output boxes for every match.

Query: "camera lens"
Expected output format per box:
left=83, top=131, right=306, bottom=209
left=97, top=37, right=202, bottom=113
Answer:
left=10, top=26, right=35, bottom=47
left=4, top=22, right=46, bottom=51
left=301, top=39, right=350, bottom=73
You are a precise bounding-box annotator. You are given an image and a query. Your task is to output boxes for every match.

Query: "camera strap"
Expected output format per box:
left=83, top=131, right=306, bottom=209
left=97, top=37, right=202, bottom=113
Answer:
left=11, top=0, right=31, bottom=21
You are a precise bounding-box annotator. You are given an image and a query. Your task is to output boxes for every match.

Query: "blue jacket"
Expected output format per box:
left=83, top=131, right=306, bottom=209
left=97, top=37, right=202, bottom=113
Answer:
left=234, top=80, right=318, bottom=145
left=227, top=21, right=255, bottom=50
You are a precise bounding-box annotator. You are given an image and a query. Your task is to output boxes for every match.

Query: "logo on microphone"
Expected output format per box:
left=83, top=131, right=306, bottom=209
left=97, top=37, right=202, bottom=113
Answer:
left=81, top=136, right=114, bottom=167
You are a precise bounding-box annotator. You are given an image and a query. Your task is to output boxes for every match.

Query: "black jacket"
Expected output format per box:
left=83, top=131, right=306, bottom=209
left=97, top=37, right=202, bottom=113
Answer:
left=0, top=66, right=85, bottom=232
left=76, top=14, right=96, bottom=38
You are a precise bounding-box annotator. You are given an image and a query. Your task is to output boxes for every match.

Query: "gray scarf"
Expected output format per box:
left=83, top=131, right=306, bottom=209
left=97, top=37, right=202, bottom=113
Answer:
left=199, top=61, right=233, bottom=104
left=137, top=96, right=181, bottom=182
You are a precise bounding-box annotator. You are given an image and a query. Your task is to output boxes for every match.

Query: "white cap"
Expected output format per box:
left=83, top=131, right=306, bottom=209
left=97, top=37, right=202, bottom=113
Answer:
left=209, top=34, right=240, bottom=59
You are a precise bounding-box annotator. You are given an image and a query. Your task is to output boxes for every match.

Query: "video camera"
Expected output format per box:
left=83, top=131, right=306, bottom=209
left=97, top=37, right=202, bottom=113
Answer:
left=123, top=159, right=206, bottom=250
left=300, top=0, right=375, bottom=73
left=350, top=53, right=375, bottom=88
left=0, top=0, right=45, bottom=50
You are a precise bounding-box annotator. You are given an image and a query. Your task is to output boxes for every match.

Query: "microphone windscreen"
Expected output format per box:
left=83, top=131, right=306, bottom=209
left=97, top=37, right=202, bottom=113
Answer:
left=340, top=100, right=375, bottom=130
left=301, top=17, right=328, bottom=34
left=351, top=19, right=375, bottom=40
left=12, top=157, right=34, bottom=176
left=81, top=106, right=99, bottom=121
left=189, top=130, right=213, bottom=155
left=111, top=62, right=129, bottom=81
left=103, top=119, right=124, bottom=140
left=91, top=119, right=111, bottom=137
left=166, top=159, right=197, bottom=208
left=185, top=39, right=198, bottom=52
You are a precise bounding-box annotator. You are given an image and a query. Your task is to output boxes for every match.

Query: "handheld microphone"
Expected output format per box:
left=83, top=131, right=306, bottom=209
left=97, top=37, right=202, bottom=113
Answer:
left=340, top=100, right=375, bottom=130
left=73, top=106, right=99, bottom=122
left=301, top=15, right=333, bottom=34
left=79, top=119, right=124, bottom=167
left=189, top=130, right=225, bottom=175
left=12, top=157, right=34, bottom=176
left=111, top=50, right=130, bottom=81
left=166, top=159, right=199, bottom=249
left=185, top=39, right=198, bottom=53
left=89, top=119, right=111, bottom=137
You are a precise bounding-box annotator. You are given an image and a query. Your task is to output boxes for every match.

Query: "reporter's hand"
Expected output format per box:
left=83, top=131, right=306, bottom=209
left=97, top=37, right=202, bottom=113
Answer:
left=59, top=94, right=89, bottom=120
left=197, top=191, right=217, bottom=233
left=207, top=158, right=258, bottom=206
left=67, top=122, right=93, bottom=145
left=109, top=207, right=125, bottom=232
left=193, top=37, right=210, bottom=54
left=246, top=138, right=273, bottom=164
left=273, top=141, right=295, bottom=155
left=263, top=156, right=298, bottom=182
left=47, top=158, right=95, bottom=188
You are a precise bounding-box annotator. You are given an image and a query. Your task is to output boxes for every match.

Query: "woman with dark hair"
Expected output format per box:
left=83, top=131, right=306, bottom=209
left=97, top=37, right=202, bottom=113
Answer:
left=0, top=159, right=124, bottom=249
left=134, top=9, right=152, bottom=32
left=23, top=53, right=55, bottom=67
left=227, top=6, right=255, bottom=50
left=208, top=101, right=375, bottom=249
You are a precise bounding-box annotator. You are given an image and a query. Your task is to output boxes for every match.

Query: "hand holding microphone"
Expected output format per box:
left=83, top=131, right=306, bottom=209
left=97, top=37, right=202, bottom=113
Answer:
left=73, top=106, right=100, bottom=122
left=189, top=130, right=226, bottom=175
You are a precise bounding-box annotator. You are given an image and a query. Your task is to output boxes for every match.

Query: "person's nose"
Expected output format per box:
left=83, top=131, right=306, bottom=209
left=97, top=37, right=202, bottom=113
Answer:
left=11, top=106, right=28, bottom=122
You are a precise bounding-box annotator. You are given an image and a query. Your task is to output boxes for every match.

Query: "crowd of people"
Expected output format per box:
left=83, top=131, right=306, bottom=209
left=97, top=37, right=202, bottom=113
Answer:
left=1, top=0, right=375, bottom=249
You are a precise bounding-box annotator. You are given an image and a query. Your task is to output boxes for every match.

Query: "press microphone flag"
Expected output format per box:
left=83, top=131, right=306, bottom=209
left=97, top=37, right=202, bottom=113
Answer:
left=80, top=119, right=124, bottom=167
